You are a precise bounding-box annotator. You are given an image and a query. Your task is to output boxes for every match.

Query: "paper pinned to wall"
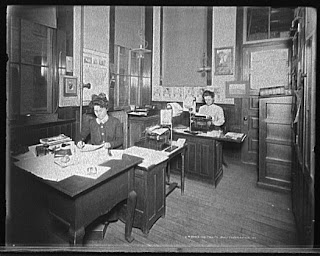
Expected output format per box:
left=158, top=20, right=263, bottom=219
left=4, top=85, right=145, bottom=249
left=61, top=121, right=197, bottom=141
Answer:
left=250, top=49, right=289, bottom=90
left=82, top=48, right=109, bottom=105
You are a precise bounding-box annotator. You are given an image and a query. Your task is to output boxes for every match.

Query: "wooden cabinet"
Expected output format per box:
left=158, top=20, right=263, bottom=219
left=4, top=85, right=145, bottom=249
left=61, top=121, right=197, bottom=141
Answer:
left=258, top=96, right=293, bottom=191
left=127, top=114, right=160, bottom=147
left=132, top=161, right=167, bottom=234
left=172, top=132, right=223, bottom=187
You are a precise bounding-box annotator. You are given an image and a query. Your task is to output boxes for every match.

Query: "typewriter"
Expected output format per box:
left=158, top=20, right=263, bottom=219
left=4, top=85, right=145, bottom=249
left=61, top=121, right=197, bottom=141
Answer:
left=190, top=114, right=213, bottom=132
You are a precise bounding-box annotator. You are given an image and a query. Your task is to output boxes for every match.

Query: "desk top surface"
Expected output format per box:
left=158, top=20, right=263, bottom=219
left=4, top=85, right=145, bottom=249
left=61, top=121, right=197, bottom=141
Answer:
left=173, top=128, right=246, bottom=143
left=47, top=154, right=142, bottom=197
left=13, top=148, right=142, bottom=197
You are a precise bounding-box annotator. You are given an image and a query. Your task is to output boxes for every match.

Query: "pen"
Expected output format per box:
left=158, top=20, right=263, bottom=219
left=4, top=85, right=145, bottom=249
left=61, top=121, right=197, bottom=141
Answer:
left=108, top=148, right=112, bottom=156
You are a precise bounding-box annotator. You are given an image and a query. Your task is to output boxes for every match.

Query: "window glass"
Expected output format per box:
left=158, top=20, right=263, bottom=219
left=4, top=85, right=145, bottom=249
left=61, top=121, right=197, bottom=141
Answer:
left=246, top=7, right=294, bottom=42
left=113, top=44, right=151, bottom=108
left=247, top=7, right=269, bottom=41
left=270, top=8, right=294, bottom=39
left=8, top=16, right=54, bottom=116
left=21, top=19, right=48, bottom=65
left=10, top=17, right=20, bottom=62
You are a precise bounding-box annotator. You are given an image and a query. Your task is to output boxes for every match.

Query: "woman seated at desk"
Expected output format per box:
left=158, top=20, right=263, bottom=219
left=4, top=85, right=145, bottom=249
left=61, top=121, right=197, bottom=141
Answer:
left=198, top=90, right=225, bottom=130
left=77, top=93, right=123, bottom=149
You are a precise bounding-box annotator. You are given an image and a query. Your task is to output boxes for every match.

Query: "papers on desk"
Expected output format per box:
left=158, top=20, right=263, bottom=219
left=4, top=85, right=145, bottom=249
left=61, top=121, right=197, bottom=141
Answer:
left=14, top=154, right=74, bottom=182
left=79, top=144, right=104, bottom=152
left=128, top=111, right=148, bottom=116
left=148, top=127, right=169, bottom=136
left=13, top=146, right=125, bottom=182
left=124, top=146, right=168, bottom=169
left=224, top=132, right=246, bottom=141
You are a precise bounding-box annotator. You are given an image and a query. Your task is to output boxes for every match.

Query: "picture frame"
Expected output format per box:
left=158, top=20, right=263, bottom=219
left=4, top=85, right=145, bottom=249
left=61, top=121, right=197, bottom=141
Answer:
left=63, top=76, right=78, bottom=97
left=225, top=81, right=250, bottom=98
left=214, top=47, right=233, bottom=75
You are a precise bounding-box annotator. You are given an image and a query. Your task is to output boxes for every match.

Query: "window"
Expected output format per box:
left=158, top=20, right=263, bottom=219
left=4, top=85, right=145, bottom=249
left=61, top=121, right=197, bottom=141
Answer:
left=245, top=7, right=294, bottom=43
left=8, top=15, right=56, bottom=118
left=113, top=44, right=151, bottom=109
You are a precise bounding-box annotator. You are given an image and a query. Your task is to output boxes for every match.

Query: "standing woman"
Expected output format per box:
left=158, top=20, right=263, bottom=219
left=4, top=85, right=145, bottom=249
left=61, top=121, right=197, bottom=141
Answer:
left=198, top=90, right=225, bottom=129
left=77, top=93, right=123, bottom=149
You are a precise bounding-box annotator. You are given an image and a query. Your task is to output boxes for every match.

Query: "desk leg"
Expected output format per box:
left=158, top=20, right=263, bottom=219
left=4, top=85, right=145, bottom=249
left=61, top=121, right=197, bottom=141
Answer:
left=125, top=190, right=137, bottom=243
left=68, top=226, right=85, bottom=245
left=167, top=162, right=171, bottom=184
left=181, top=151, right=185, bottom=195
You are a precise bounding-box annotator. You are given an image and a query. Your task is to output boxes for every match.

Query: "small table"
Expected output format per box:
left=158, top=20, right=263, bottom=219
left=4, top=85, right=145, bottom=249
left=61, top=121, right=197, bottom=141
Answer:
left=134, top=139, right=187, bottom=196
left=12, top=151, right=142, bottom=245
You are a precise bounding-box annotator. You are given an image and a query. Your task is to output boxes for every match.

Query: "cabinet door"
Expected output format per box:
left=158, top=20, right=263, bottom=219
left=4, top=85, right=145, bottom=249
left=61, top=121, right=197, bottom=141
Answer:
left=258, top=96, right=293, bottom=191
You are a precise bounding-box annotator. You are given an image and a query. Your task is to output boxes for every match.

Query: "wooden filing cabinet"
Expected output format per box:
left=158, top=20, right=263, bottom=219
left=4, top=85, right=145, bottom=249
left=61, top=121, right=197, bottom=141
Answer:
left=258, top=96, right=293, bottom=191
left=172, top=132, right=223, bottom=187
left=127, top=114, right=160, bottom=147
left=132, top=160, right=167, bottom=234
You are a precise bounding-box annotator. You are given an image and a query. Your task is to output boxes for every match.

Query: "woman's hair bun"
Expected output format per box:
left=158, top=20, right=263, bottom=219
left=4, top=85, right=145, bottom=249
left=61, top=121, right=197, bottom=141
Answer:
left=89, top=93, right=108, bottom=109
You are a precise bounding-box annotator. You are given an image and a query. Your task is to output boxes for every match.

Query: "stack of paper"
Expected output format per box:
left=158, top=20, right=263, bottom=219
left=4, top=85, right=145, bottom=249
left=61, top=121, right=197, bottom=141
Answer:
left=224, top=132, right=245, bottom=140
left=40, top=134, right=72, bottom=146
left=124, top=146, right=168, bottom=169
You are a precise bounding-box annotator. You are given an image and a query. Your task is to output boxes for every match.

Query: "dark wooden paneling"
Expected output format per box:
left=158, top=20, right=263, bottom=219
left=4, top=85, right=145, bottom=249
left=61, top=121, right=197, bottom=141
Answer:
left=10, top=119, right=76, bottom=147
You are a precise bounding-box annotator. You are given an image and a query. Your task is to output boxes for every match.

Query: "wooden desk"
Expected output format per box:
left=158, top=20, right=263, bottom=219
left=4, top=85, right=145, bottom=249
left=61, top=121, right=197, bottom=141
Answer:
left=12, top=152, right=142, bottom=245
left=172, top=130, right=223, bottom=187
left=122, top=143, right=187, bottom=234
left=134, top=139, right=187, bottom=195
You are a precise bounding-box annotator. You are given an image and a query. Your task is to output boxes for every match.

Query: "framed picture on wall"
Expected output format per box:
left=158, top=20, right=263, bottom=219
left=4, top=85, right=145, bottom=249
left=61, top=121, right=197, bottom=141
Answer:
left=225, top=81, right=249, bottom=98
left=214, top=47, right=233, bottom=75
left=63, top=76, right=78, bottom=97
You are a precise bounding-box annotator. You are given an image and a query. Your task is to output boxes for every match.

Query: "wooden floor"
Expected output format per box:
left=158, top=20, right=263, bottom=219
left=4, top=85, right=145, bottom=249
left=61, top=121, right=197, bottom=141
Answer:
left=7, top=157, right=306, bottom=253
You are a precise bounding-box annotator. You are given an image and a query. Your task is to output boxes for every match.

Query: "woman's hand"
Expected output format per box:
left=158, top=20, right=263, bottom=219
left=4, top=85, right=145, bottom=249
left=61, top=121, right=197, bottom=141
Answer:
left=77, top=141, right=85, bottom=149
left=104, top=142, right=111, bottom=149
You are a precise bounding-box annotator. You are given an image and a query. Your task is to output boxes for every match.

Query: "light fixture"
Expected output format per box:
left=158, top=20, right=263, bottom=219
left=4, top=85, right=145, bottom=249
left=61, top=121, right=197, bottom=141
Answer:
left=197, top=52, right=211, bottom=76
left=131, top=7, right=151, bottom=59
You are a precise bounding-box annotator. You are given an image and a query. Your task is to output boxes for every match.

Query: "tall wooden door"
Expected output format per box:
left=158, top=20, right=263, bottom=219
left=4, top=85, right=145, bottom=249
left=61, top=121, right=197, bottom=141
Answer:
left=241, top=95, right=259, bottom=165
left=241, top=43, right=291, bottom=165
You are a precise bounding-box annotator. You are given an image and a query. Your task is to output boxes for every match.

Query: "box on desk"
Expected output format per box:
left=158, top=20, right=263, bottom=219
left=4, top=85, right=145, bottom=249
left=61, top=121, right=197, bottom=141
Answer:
left=136, top=137, right=170, bottom=151
left=142, top=126, right=171, bottom=150
left=147, top=131, right=170, bottom=150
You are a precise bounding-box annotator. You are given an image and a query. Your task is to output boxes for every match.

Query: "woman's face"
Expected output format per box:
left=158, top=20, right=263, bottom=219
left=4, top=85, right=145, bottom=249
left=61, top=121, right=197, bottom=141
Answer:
left=94, top=105, right=108, bottom=120
left=203, top=95, right=214, bottom=106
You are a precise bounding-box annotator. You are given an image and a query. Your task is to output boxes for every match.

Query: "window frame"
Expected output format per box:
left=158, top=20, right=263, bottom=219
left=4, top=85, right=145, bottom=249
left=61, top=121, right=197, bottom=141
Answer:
left=243, top=7, right=294, bottom=45
left=7, top=15, right=56, bottom=120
